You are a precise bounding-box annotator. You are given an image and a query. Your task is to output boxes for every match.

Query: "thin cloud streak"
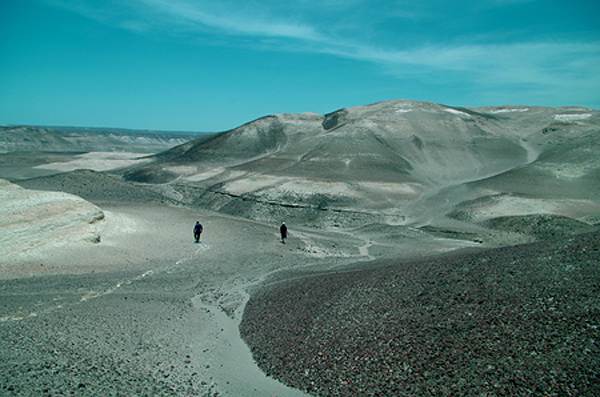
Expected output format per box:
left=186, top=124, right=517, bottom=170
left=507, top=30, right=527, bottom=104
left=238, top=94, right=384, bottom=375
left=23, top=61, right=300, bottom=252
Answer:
left=140, top=0, right=325, bottom=41
left=47, top=0, right=600, bottom=101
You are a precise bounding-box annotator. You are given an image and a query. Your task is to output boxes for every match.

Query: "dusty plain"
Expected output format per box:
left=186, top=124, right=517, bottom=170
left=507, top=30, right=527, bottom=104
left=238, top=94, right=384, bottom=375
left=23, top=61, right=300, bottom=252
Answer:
left=1, top=101, right=599, bottom=396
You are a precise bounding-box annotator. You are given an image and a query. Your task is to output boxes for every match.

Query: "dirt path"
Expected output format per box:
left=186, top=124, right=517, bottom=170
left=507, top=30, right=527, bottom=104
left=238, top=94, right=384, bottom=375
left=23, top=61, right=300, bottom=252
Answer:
left=1, top=200, right=478, bottom=395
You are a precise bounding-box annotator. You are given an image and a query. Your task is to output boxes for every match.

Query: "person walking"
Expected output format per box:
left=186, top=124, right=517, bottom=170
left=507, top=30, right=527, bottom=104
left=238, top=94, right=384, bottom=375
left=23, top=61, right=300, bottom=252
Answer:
left=280, top=222, right=288, bottom=243
left=194, top=221, right=203, bottom=243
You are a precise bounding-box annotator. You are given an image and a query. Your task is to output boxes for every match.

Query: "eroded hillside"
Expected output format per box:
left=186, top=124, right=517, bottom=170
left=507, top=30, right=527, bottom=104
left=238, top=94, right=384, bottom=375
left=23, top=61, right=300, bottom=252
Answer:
left=119, top=100, right=600, bottom=243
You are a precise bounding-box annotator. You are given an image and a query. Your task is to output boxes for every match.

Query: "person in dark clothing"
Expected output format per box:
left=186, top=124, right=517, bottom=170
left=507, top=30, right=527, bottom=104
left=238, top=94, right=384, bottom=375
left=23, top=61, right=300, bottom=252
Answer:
left=280, top=222, right=288, bottom=243
left=194, top=221, right=203, bottom=243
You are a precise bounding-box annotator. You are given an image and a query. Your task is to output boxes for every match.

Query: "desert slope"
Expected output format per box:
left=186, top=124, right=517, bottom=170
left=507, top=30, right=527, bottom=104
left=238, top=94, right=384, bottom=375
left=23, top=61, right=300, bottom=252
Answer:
left=120, top=99, right=600, bottom=241
left=241, top=231, right=600, bottom=396
left=1, top=99, right=599, bottom=396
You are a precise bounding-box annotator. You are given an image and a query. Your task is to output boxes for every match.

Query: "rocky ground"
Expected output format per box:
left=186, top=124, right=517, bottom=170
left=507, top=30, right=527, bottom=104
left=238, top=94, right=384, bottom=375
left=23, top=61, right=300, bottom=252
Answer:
left=241, top=232, right=600, bottom=396
left=0, top=201, right=365, bottom=397
left=0, top=270, right=208, bottom=396
left=1, top=101, right=599, bottom=396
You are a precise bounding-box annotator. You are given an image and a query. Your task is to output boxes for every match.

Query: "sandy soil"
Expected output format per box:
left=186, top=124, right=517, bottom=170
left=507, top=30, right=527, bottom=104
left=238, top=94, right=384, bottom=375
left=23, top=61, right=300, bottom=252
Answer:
left=0, top=202, right=312, bottom=395
left=5, top=199, right=596, bottom=396
left=3, top=199, right=469, bottom=396
left=34, top=151, right=153, bottom=172
left=1, top=103, right=598, bottom=396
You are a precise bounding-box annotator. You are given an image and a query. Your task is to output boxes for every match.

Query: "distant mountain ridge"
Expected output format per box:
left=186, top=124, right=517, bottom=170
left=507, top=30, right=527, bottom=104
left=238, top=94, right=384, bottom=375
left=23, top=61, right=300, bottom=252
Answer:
left=119, top=99, right=600, bottom=240
left=0, top=125, right=204, bottom=154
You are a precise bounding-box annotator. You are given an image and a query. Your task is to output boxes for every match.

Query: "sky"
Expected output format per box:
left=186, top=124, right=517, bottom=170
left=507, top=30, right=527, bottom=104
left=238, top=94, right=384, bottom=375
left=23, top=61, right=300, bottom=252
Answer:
left=1, top=0, right=599, bottom=132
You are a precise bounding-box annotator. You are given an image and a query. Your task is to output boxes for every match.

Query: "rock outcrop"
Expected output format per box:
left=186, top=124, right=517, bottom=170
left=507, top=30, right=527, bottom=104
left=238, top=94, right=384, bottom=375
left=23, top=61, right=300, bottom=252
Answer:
left=0, top=179, right=104, bottom=258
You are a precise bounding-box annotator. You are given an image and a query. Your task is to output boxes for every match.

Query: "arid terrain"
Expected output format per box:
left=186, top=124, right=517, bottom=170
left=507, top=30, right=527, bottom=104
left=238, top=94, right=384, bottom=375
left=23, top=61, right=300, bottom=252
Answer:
left=1, top=100, right=599, bottom=396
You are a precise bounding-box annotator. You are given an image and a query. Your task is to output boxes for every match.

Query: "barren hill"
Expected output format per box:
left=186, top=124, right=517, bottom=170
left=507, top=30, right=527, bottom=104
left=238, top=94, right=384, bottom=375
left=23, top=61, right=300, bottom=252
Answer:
left=120, top=99, right=600, bottom=243
left=1, top=100, right=599, bottom=396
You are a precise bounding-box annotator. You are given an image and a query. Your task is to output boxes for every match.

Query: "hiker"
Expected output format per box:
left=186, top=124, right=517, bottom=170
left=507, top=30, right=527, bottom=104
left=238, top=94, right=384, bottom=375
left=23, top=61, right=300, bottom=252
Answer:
left=194, top=221, right=203, bottom=243
left=280, top=222, right=288, bottom=243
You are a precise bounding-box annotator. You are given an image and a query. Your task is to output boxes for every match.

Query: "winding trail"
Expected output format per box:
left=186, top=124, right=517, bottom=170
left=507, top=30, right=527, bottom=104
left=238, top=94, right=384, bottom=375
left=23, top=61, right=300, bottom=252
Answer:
left=1, top=203, right=476, bottom=396
left=190, top=278, right=309, bottom=396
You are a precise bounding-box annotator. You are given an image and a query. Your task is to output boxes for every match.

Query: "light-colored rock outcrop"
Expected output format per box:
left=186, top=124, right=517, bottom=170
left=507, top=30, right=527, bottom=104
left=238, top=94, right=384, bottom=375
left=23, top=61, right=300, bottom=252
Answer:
left=0, top=179, right=104, bottom=259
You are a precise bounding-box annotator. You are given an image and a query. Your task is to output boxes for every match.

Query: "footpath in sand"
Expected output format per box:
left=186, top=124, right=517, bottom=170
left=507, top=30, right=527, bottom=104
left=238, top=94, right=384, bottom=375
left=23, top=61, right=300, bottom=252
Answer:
left=0, top=147, right=474, bottom=396
left=0, top=198, right=470, bottom=396
left=3, top=131, right=597, bottom=395
left=1, top=202, right=308, bottom=395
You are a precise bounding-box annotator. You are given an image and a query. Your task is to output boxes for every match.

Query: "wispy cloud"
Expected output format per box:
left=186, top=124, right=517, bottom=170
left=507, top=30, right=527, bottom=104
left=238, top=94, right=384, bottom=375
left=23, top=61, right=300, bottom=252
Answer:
left=47, top=0, right=600, bottom=101
left=138, top=0, right=326, bottom=41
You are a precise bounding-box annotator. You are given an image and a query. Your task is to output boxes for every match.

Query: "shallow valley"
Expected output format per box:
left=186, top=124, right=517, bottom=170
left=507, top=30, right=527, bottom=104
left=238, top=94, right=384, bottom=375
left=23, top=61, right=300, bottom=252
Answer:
left=1, top=100, right=599, bottom=396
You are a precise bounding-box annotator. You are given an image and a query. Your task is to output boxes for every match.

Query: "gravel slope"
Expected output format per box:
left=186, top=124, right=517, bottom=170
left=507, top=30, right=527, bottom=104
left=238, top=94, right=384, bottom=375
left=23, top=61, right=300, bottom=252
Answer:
left=241, top=232, right=600, bottom=396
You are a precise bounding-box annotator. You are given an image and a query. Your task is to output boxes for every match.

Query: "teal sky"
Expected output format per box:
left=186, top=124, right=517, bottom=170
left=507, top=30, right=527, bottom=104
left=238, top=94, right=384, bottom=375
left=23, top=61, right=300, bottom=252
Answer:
left=1, top=0, right=599, bottom=132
